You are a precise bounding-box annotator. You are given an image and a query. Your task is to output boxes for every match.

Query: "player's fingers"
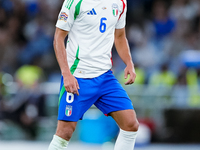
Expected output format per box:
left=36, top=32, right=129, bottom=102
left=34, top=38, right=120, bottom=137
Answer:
left=124, top=70, right=128, bottom=79
left=68, top=86, right=74, bottom=94
left=132, top=72, right=136, bottom=82
left=125, top=78, right=132, bottom=85
left=73, top=80, right=79, bottom=96
left=75, top=89, right=79, bottom=96
left=72, top=86, right=79, bottom=96
left=64, top=85, right=70, bottom=93
left=125, top=75, right=132, bottom=84
left=125, top=79, right=134, bottom=85
left=64, top=83, right=73, bottom=93
left=70, top=82, right=79, bottom=96
left=76, top=80, right=80, bottom=89
left=125, top=73, right=134, bottom=85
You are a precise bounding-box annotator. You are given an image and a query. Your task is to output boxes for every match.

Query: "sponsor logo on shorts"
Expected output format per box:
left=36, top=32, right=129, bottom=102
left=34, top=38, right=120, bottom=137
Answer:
left=59, top=12, right=68, bottom=22
left=65, top=105, right=72, bottom=116
left=112, top=3, right=119, bottom=17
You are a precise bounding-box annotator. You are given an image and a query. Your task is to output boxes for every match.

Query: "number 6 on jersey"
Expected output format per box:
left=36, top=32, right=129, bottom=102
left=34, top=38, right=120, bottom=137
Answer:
left=99, top=17, right=107, bottom=33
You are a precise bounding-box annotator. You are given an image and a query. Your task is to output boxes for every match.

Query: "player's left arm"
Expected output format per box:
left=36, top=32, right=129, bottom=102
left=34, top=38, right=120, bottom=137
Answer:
left=114, top=27, right=136, bottom=85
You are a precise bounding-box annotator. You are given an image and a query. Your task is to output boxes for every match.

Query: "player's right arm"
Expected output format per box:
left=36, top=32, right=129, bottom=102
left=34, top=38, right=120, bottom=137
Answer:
left=54, top=28, right=79, bottom=95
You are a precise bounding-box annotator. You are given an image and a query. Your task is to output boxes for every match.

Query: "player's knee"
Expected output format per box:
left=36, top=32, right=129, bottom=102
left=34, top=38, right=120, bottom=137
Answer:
left=56, top=126, right=75, bottom=141
left=124, top=119, right=139, bottom=132
left=132, top=120, right=139, bottom=131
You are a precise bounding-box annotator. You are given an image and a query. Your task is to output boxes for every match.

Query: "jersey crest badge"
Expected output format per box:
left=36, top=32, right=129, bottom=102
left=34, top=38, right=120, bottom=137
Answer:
left=59, top=12, right=68, bottom=22
left=112, top=3, right=119, bottom=17
left=65, top=105, right=72, bottom=116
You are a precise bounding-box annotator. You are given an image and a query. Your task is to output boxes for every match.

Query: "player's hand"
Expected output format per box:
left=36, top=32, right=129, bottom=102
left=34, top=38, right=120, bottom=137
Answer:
left=124, top=63, right=136, bottom=85
left=63, top=73, right=80, bottom=95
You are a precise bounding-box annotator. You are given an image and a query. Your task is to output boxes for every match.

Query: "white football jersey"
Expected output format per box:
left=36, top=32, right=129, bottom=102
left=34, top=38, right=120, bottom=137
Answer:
left=56, top=0, right=127, bottom=78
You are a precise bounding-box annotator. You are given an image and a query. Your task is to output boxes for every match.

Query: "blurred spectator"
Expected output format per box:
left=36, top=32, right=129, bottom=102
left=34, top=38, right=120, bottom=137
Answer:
left=152, top=0, right=176, bottom=39
left=0, top=65, right=46, bottom=139
left=173, top=66, right=200, bottom=106
left=169, top=0, right=199, bottom=21
left=0, top=0, right=200, bottom=84
left=128, top=24, right=160, bottom=75
left=149, top=63, right=177, bottom=86
left=0, top=0, right=200, bottom=126
left=0, top=0, right=59, bottom=78
left=176, top=66, right=188, bottom=86
left=186, top=68, right=200, bottom=106
left=0, top=72, right=7, bottom=110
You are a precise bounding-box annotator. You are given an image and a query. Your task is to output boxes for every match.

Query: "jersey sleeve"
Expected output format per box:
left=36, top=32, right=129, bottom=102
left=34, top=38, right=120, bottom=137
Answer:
left=115, top=0, right=127, bottom=29
left=56, top=0, right=76, bottom=31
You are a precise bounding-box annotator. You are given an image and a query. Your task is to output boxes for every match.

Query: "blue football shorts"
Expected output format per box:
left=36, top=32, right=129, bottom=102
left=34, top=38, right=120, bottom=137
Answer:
left=58, top=70, right=134, bottom=122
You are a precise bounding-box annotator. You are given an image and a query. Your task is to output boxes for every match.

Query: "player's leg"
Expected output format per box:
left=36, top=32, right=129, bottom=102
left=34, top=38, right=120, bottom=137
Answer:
left=94, top=70, right=139, bottom=150
left=110, top=109, right=139, bottom=150
left=56, top=120, right=77, bottom=141
left=110, top=109, right=138, bottom=131
left=48, top=76, right=79, bottom=149
left=48, top=76, right=100, bottom=149
left=48, top=121, right=77, bottom=150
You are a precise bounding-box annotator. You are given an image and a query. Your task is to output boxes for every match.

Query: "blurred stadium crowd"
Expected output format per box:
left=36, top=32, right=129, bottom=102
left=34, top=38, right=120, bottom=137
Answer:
left=0, top=0, right=200, bottom=142
left=0, top=0, right=200, bottom=87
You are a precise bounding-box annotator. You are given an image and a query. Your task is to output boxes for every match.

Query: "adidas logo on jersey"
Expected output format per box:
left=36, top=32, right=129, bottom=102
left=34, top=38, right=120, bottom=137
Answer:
left=87, top=8, right=97, bottom=15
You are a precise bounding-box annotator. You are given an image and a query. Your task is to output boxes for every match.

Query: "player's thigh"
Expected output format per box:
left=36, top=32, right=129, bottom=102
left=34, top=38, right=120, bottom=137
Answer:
left=58, top=76, right=99, bottom=122
left=110, top=109, right=139, bottom=132
left=95, top=71, right=134, bottom=115
left=56, top=120, right=77, bottom=140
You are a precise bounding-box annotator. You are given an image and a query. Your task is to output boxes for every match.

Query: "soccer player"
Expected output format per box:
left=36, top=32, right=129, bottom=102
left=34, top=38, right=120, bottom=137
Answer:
left=48, top=0, right=139, bottom=149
